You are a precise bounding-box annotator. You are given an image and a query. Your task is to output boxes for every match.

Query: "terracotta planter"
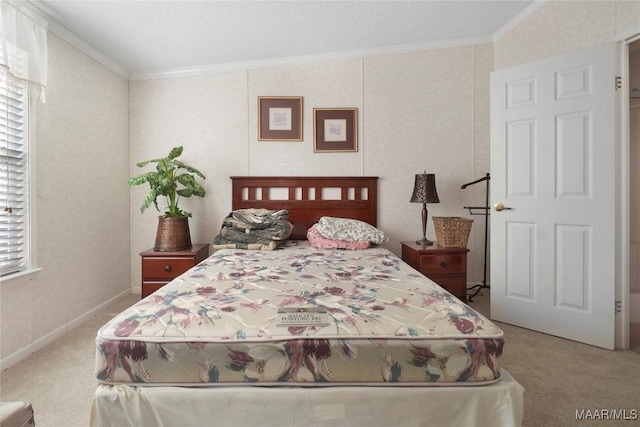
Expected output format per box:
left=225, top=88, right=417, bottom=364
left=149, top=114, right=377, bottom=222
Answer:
left=154, top=216, right=192, bottom=251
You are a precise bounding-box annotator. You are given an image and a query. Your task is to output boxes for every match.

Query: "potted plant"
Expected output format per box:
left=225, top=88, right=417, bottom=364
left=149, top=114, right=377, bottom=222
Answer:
left=129, top=146, right=206, bottom=251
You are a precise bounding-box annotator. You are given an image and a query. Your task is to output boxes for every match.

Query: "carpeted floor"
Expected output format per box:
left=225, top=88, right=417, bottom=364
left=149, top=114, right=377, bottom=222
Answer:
left=1, top=291, right=638, bottom=427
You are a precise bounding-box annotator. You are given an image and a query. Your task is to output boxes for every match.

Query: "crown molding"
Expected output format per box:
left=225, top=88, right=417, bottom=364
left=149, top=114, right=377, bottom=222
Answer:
left=492, top=0, right=549, bottom=42
left=26, top=0, right=536, bottom=82
left=26, top=1, right=130, bottom=79
left=130, top=36, right=493, bottom=81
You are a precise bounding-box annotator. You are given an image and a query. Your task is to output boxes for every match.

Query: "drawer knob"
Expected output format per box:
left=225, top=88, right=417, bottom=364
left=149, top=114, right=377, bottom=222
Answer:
left=164, top=265, right=172, bottom=272
left=440, top=261, right=448, bottom=268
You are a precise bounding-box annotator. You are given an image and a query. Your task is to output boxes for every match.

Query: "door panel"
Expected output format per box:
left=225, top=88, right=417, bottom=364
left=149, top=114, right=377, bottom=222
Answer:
left=506, top=222, right=535, bottom=300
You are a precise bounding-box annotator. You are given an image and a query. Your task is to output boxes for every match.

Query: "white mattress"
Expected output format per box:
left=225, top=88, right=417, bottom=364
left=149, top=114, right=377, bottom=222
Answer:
left=95, top=242, right=505, bottom=386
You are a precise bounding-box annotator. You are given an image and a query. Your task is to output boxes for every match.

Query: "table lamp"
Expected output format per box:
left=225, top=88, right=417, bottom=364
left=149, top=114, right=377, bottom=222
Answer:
left=410, top=172, right=440, bottom=245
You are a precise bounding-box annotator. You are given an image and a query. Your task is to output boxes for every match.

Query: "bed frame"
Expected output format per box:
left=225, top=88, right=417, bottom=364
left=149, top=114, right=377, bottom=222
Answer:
left=91, top=176, right=524, bottom=426
left=231, top=176, right=378, bottom=239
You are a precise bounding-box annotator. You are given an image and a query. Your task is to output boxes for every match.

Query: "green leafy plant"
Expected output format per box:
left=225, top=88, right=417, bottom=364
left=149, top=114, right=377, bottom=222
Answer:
left=128, top=146, right=206, bottom=218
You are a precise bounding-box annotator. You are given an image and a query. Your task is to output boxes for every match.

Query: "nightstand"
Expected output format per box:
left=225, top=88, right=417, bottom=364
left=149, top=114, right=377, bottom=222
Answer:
left=401, top=241, right=469, bottom=302
left=140, top=243, right=210, bottom=298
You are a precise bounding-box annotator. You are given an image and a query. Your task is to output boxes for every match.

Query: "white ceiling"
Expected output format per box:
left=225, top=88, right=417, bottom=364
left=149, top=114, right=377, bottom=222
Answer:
left=29, top=0, right=537, bottom=79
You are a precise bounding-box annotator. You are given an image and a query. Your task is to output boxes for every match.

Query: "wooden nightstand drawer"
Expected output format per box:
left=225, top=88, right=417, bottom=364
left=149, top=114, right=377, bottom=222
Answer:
left=418, top=254, right=466, bottom=275
left=140, top=244, right=210, bottom=298
left=143, top=258, right=194, bottom=280
left=430, top=276, right=466, bottom=296
left=141, top=282, right=168, bottom=298
left=401, top=241, right=469, bottom=302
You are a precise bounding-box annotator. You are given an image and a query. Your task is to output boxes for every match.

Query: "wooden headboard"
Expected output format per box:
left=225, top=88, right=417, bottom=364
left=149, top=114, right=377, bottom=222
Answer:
left=231, top=176, right=378, bottom=240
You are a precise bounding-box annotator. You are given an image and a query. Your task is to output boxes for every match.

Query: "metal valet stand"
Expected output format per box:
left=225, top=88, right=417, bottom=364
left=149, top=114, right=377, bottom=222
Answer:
left=461, top=173, right=490, bottom=302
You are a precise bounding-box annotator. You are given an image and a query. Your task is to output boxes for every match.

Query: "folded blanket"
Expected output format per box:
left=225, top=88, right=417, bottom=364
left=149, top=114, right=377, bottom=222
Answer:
left=211, top=234, right=287, bottom=251
left=231, top=208, right=289, bottom=230
left=222, top=214, right=292, bottom=241
left=212, top=209, right=293, bottom=251
left=220, top=223, right=293, bottom=244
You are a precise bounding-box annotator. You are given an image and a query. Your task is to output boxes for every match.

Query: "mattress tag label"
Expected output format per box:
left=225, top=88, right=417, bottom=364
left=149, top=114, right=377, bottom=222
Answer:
left=276, top=307, right=329, bottom=326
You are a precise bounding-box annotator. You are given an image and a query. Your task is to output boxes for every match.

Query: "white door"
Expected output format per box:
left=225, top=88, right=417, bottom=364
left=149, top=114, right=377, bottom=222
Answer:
left=490, top=43, right=617, bottom=349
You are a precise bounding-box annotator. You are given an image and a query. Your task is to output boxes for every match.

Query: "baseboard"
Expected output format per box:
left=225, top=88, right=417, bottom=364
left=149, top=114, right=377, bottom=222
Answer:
left=0, top=289, right=132, bottom=371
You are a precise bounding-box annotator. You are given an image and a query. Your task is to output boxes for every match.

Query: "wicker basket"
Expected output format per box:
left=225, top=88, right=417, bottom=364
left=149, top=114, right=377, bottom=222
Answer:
left=154, top=216, right=192, bottom=251
left=432, top=216, right=473, bottom=248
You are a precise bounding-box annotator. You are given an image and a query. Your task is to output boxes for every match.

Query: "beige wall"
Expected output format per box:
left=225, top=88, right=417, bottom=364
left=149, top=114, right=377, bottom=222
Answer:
left=363, top=45, right=492, bottom=281
left=129, top=46, right=493, bottom=293
left=494, top=0, right=640, bottom=70
left=0, top=33, right=131, bottom=365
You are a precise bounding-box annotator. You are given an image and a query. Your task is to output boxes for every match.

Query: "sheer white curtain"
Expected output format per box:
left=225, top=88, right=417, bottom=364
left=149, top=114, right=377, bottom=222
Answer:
left=0, top=0, right=48, bottom=101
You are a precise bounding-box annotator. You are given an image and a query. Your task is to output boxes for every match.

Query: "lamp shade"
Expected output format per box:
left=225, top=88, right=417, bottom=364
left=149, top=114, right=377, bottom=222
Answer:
left=410, top=173, right=439, bottom=204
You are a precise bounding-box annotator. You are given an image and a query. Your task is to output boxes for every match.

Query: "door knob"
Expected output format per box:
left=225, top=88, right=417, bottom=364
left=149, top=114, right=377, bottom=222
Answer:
left=494, top=203, right=513, bottom=212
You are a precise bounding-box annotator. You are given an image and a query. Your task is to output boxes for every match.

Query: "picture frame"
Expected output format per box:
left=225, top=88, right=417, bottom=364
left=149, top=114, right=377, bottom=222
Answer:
left=313, top=108, right=358, bottom=152
left=258, top=96, right=303, bottom=141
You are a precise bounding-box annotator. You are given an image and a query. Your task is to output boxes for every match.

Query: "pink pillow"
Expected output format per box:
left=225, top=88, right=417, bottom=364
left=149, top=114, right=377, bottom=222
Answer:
left=307, top=225, right=371, bottom=250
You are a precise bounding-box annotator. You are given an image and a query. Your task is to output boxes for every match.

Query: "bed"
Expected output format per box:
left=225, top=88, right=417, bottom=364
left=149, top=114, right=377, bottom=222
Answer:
left=90, top=176, right=523, bottom=427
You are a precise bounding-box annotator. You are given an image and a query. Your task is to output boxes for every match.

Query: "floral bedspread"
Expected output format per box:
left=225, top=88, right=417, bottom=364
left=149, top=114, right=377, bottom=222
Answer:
left=95, top=242, right=504, bottom=386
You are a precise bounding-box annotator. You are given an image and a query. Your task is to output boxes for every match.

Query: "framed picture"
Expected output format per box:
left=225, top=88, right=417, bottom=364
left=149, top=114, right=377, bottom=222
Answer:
left=313, top=108, right=358, bottom=152
left=258, top=96, right=303, bottom=141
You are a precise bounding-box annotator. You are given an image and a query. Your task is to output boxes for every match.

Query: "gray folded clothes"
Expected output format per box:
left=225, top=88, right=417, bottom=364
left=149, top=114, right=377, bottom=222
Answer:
left=222, top=210, right=293, bottom=241
left=229, top=208, right=289, bottom=230
left=212, top=234, right=286, bottom=251
left=220, top=220, right=293, bottom=242
left=212, top=209, right=293, bottom=251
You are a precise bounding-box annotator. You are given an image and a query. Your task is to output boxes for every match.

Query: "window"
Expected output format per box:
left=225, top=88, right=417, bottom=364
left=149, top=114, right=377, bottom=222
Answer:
left=0, top=1, right=47, bottom=278
left=0, top=75, right=29, bottom=276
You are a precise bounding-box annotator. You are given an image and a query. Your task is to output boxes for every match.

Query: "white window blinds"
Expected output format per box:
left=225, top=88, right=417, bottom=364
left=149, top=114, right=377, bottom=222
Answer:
left=0, top=1, right=47, bottom=277
left=0, top=75, right=28, bottom=276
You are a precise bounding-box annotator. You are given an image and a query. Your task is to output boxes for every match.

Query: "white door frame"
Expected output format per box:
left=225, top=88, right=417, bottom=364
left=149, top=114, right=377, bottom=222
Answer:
left=616, top=31, right=640, bottom=350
